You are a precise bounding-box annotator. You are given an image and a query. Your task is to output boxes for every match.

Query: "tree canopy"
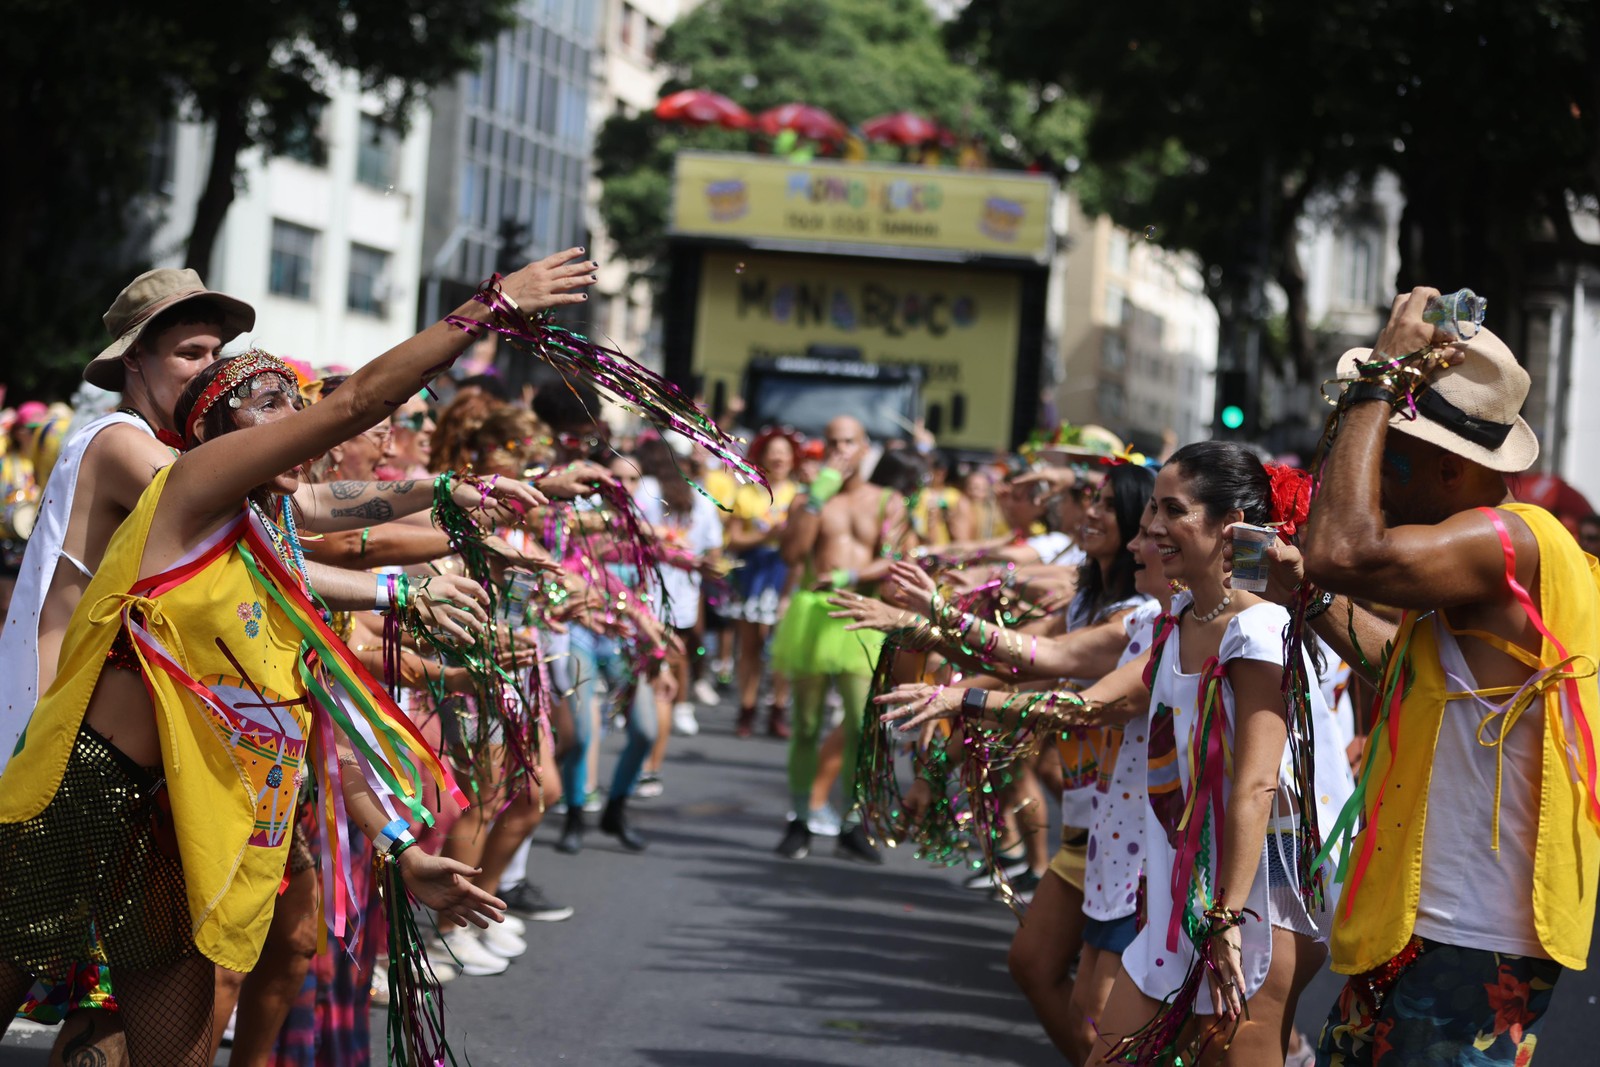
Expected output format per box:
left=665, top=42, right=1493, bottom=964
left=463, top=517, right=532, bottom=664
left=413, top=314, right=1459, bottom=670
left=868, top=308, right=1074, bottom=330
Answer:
left=0, top=0, right=513, bottom=397
left=952, top=0, right=1600, bottom=376
left=594, top=0, right=1088, bottom=269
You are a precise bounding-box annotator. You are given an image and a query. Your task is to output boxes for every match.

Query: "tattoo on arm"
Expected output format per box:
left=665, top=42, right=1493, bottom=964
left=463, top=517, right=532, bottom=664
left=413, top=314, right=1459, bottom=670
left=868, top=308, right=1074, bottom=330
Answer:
left=329, top=481, right=366, bottom=500
left=331, top=499, right=396, bottom=521
left=380, top=480, right=418, bottom=495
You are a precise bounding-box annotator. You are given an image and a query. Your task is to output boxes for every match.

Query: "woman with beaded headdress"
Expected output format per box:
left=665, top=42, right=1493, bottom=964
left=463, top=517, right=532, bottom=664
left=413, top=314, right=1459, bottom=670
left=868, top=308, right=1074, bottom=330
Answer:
left=0, top=249, right=595, bottom=1064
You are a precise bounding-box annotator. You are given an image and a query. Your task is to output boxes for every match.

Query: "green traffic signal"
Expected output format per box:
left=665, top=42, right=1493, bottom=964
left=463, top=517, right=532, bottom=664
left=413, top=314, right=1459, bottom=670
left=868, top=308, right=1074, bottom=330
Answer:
left=1220, top=405, right=1246, bottom=430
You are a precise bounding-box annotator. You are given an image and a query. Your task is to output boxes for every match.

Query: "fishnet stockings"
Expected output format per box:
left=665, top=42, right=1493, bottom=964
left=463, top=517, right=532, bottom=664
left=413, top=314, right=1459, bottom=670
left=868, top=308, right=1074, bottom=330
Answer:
left=0, top=958, right=36, bottom=1043
left=114, top=954, right=215, bottom=1066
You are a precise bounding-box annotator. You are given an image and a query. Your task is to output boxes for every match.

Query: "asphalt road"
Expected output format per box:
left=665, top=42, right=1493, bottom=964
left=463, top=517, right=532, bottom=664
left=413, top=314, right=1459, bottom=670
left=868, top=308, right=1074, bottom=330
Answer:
left=5, top=694, right=1599, bottom=1065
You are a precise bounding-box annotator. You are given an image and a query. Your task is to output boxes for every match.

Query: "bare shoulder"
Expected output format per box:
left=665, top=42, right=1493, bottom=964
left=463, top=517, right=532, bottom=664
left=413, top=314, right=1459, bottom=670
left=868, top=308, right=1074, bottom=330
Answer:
left=83, top=422, right=169, bottom=471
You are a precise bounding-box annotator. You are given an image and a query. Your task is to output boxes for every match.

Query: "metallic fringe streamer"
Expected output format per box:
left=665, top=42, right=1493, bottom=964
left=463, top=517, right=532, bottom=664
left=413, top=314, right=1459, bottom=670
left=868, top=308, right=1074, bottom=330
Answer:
left=378, top=855, right=458, bottom=1067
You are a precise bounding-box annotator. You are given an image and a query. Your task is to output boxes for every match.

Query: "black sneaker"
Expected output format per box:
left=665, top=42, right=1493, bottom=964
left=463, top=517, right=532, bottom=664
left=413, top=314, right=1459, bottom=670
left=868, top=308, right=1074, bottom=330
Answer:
left=776, top=818, right=812, bottom=859
left=991, top=867, right=1042, bottom=905
left=500, top=882, right=575, bottom=922
left=833, top=823, right=884, bottom=865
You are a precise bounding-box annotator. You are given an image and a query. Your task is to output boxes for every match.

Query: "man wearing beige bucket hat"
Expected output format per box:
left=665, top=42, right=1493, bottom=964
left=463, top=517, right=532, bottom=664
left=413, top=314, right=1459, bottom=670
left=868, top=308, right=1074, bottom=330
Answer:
left=1300, top=287, right=1600, bottom=1065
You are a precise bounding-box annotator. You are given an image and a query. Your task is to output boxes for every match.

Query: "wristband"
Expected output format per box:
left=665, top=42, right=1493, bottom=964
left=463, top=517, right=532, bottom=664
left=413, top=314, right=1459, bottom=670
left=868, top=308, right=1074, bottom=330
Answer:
left=808, top=466, right=844, bottom=507
left=1304, top=588, right=1336, bottom=620
left=961, top=687, right=988, bottom=717
left=376, top=574, right=392, bottom=613
left=375, top=817, right=416, bottom=859
left=1342, top=379, right=1401, bottom=407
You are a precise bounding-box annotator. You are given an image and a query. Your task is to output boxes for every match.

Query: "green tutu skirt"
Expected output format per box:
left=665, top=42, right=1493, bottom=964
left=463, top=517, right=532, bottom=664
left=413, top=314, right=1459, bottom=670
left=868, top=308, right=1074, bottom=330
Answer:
left=770, top=589, right=885, bottom=678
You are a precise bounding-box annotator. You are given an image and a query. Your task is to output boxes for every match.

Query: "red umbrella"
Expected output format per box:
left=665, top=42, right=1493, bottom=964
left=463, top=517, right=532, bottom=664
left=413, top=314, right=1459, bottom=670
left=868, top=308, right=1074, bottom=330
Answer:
left=861, top=111, right=945, bottom=146
left=755, top=103, right=849, bottom=143
left=654, top=89, right=753, bottom=130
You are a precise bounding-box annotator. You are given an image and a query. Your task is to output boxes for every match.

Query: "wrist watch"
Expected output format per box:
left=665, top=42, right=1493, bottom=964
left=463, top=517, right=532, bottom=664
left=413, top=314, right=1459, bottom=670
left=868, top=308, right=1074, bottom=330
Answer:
left=961, top=688, right=987, bottom=717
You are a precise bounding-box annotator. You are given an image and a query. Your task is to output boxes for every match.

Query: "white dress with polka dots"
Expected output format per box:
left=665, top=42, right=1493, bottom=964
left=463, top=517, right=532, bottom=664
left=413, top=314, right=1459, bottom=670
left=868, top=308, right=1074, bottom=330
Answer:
left=1082, top=598, right=1166, bottom=922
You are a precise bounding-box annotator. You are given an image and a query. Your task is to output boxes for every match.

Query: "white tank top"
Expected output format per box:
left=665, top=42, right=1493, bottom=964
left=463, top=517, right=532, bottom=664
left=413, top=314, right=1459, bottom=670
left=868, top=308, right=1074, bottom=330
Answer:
left=1413, top=617, right=1547, bottom=957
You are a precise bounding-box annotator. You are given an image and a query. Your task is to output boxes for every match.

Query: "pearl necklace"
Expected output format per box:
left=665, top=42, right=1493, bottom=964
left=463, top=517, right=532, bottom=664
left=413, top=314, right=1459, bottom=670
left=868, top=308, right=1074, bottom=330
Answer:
left=1192, top=592, right=1232, bottom=624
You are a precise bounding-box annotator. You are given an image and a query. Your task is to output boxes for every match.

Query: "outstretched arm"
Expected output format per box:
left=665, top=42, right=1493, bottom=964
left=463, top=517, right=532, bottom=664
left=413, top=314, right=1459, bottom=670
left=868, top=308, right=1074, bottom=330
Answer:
left=295, top=476, right=544, bottom=534
left=162, top=250, right=593, bottom=536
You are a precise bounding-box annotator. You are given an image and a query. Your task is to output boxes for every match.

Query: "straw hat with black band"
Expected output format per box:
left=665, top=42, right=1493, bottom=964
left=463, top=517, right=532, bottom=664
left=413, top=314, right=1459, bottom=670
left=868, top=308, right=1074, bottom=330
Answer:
left=85, top=268, right=255, bottom=391
left=1335, top=325, right=1539, bottom=474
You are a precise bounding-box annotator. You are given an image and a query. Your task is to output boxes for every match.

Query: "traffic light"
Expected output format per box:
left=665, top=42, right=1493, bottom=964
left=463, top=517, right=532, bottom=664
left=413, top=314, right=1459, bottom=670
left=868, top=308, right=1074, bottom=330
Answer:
left=1215, top=369, right=1254, bottom=438
left=496, top=217, right=531, bottom=275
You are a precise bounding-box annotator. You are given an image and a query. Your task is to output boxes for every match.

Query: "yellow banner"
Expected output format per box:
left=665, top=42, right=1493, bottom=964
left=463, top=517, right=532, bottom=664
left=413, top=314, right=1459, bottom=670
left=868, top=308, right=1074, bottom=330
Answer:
left=692, top=250, right=1021, bottom=450
left=671, top=152, right=1054, bottom=261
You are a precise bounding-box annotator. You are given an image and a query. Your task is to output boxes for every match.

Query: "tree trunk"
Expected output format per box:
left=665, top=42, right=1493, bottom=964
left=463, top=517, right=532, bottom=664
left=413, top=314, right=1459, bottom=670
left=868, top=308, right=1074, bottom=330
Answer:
left=186, top=99, right=250, bottom=279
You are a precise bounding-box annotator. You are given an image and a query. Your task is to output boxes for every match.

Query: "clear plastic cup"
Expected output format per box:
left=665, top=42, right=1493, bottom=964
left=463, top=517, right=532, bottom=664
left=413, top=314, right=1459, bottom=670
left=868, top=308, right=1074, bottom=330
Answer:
left=498, top=570, right=540, bottom=623
left=1229, top=523, right=1277, bottom=592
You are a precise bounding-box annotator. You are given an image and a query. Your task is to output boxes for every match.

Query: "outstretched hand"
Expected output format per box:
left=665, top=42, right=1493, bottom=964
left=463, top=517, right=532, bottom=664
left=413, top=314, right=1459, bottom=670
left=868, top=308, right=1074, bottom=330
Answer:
left=501, top=248, right=597, bottom=313
left=397, top=849, right=506, bottom=930
left=827, top=589, right=912, bottom=633
left=875, top=682, right=964, bottom=731
left=453, top=476, right=547, bottom=525
left=411, top=573, right=490, bottom=645
left=537, top=460, right=616, bottom=499
left=887, top=558, right=940, bottom=615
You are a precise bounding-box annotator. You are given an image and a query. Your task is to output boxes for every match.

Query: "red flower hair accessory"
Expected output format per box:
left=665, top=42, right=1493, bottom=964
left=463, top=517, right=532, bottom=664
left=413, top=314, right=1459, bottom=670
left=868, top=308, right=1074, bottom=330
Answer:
left=1265, top=463, right=1312, bottom=537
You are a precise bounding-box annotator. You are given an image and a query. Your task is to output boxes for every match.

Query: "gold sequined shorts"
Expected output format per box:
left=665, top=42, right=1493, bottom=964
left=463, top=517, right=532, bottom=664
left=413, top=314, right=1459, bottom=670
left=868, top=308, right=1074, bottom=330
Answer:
left=0, top=724, right=196, bottom=981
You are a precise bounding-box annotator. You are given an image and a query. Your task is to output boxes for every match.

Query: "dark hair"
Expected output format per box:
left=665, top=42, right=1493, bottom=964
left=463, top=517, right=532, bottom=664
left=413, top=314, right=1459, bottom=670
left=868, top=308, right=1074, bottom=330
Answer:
left=1166, top=440, right=1271, bottom=526
left=531, top=377, right=602, bottom=433
left=316, top=373, right=349, bottom=397
left=457, top=372, right=512, bottom=402
left=1075, top=464, right=1157, bottom=616
left=869, top=447, right=928, bottom=496
left=634, top=435, right=694, bottom=517
left=172, top=357, right=239, bottom=446
left=1581, top=513, right=1600, bottom=530
left=135, top=298, right=228, bottom=354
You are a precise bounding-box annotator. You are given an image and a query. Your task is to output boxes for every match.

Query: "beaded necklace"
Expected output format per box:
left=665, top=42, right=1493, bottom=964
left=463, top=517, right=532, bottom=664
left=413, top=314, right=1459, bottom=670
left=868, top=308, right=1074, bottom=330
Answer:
left=250, top=497, right=308, bottom=591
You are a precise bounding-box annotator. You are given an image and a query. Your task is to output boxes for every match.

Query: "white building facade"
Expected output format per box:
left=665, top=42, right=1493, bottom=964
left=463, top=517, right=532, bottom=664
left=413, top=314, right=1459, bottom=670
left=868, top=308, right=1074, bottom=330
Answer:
left=1056, top=195, right=1219, bottom=451
left=149, top=78, right=430, bottom=370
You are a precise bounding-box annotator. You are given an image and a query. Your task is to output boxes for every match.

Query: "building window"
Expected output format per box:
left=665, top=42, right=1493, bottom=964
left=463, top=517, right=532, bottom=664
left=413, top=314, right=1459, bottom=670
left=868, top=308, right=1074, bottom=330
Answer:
left=281, top=101, right=327, bottom=167
left=269, top=221, right=318, bottom=301
left=1097, top=380, right=1125, bottom=420
left=1101, top=332, right=1126, bottom=371
left=1103, top=283, right=1126, bottom=328
left=347, top=244, right=391, bottom=317
left=1342, top=233, right=1376, bottom=306
left=1107, top=229, right=1129, bottom=275
left=356, top=114, right=399, bottom=189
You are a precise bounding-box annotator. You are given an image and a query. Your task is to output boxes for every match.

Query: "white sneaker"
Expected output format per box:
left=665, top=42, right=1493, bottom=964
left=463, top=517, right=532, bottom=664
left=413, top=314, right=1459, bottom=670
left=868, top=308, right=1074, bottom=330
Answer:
left=421, top=942, right=462, bottom=983
left=806, top=805, right=842, bottom=837
left=672, top=701, right=700, bottom=736
left=692, top=678, right=719, bottom=706
left=499, top=913, right=527, bottom=937
left=439, top=928, right=509, bottom=976
left=479, top=921, right=529, bottom=959
left=222, top=1005, right=237, bottom=1046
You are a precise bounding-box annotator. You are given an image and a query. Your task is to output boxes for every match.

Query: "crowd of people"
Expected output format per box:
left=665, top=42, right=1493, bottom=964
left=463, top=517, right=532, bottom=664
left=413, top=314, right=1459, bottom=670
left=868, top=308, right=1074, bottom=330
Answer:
left=0, top=267, right=1594, bottom=1067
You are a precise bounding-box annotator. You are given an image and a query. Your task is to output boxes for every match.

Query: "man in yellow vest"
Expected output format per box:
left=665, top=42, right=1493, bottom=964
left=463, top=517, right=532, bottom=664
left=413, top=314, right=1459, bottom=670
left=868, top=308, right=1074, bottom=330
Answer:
left=1301, top=287, right=1600, bottom=1065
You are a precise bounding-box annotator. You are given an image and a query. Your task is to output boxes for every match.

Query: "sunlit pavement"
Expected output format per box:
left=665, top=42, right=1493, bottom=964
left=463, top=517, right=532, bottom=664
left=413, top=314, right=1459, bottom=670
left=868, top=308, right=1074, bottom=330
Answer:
left=5, top=692, right=1598, bottom=1065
